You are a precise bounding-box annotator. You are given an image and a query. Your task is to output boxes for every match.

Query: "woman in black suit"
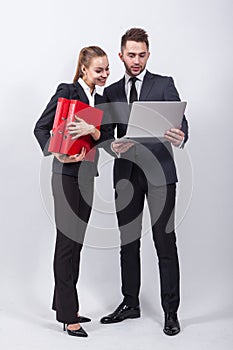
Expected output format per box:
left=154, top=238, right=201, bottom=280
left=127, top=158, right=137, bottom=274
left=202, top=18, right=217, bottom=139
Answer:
left=34, top=46, right=110, bottom=337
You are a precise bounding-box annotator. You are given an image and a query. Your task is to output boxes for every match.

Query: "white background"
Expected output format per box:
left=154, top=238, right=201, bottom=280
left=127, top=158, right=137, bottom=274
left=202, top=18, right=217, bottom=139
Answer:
left=0, top=0, right=233, bottom=349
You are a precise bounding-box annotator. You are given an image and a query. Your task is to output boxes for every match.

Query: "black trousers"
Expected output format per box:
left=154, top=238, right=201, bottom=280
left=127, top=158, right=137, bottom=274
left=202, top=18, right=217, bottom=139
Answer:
left=51, top=172, right=94, bottom=324
left=115, top=164, right=180, bottom=312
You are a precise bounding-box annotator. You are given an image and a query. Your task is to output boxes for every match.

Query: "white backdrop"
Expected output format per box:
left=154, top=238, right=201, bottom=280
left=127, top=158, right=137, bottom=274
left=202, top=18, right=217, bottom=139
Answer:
left=0, top=0, right=233, bottom=349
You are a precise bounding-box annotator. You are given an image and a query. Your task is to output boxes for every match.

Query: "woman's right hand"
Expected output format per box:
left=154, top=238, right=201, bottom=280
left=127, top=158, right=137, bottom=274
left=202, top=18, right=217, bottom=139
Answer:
left=52, top=147, right=86, bottom=163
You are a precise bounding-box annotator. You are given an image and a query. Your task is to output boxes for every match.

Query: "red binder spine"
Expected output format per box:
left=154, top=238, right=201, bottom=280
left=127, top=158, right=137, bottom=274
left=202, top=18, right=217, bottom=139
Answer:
left=48, top=97, right=70, bottom=153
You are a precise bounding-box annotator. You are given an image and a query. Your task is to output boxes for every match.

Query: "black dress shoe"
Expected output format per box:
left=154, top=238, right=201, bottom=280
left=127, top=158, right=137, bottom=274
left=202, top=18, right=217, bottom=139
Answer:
left=63, top=324, right=88, bottom=337
left=77, top=316, right=91, bottom=323
left=163, top=312, right=180, bottom=336
left=100, top=302, right=141, bottom=324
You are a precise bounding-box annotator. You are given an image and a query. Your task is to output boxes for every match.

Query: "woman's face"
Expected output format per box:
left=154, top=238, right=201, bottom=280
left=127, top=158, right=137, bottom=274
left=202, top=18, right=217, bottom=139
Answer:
left=82, top=56, right=110, bottom=88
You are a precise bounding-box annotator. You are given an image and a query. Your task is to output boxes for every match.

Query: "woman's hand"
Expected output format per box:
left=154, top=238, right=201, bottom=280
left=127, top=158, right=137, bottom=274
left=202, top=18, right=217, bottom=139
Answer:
left=52, top=147, right=86, bottom=163
left=67, top=116, right=100, bottom=140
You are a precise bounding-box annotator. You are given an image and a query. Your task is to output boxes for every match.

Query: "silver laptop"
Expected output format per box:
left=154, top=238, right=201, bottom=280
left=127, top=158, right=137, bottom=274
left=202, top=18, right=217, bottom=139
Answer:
left=124, top=101, right=187, bottom=139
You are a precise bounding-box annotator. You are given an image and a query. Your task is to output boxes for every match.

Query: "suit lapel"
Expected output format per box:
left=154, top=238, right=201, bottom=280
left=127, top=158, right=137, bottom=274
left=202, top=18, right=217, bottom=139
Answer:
left=117, top=78, right=128, bottom=103
left=119, top=77, right=131, bottom=120
left=73, top=81, right=89, bottom=104
left=95, top=94, right=104, bottom=105
left=139, top=71, right=155, bottom=100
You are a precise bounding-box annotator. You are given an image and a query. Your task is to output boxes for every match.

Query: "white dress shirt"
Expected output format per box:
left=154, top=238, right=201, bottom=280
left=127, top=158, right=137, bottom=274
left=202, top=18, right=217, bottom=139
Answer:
left=124, top=70, right=146, bottom=102
left=78, top=78, right=96, bottom=107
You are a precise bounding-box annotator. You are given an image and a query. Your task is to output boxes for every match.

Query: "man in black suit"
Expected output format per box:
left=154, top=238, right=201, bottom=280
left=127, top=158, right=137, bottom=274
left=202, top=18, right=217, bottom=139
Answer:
left=100, top=28, right=189, bottom=335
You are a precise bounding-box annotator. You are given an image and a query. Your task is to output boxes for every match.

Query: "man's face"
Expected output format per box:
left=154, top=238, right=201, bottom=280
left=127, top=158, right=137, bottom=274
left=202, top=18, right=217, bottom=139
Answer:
left=119, top=40, right=150, bottom=76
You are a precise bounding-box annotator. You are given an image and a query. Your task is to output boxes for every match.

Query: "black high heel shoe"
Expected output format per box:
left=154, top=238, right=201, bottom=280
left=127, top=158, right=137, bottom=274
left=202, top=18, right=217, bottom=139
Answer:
left=63, top=323, right=88, bottom=337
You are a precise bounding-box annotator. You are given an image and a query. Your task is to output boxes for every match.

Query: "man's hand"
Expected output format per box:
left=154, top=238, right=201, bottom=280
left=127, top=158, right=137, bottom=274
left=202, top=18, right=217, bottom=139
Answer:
left=111, top=140, right=135, bottom=154
left=164, top=128, right=184, bottom=147
left=52, top=147, right=86, bottom=163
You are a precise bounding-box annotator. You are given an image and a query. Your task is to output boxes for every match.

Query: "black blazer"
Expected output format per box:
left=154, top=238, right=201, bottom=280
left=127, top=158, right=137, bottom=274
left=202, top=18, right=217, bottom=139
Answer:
left=34, top=81, right=110, bottom=178
left=103, top=70, right=189, bottom=187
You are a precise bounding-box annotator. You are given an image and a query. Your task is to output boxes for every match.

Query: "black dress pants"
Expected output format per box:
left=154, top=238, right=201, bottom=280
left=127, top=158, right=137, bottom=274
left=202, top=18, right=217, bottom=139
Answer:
left=115, top=164, right=180, bottom=312
left=51, top=172, right=94, bottom=324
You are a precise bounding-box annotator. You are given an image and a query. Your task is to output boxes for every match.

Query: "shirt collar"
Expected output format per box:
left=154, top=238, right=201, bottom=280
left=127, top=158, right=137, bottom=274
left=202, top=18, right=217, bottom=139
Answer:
left=78, top=77, right=96, bottom=95
left=125, top=69, right=147, bottom=84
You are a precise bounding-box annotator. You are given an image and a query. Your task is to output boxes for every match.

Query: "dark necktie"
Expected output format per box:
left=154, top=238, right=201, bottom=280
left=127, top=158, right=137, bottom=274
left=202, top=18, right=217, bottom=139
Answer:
left=129, top=77, right=138, bottom=104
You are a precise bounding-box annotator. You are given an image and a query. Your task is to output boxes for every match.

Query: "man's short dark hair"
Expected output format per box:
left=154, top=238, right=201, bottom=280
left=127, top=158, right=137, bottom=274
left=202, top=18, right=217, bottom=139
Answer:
left=121, top=28, right=149, bottom=52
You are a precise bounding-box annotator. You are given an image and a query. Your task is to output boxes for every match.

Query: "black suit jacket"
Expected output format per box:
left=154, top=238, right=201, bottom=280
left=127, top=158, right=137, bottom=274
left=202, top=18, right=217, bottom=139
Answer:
left=34, top=81, right=109, bottom=178
left=103, top=70, right=189, bottom=187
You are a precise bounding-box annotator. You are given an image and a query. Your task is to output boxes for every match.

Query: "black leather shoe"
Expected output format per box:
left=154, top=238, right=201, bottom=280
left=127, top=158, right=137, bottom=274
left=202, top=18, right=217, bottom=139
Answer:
left=63, top=324, right=88, bottom=337
left=100, top=302, right=140, bottom=324
left=77, top=316, right=91, bottom=323
left=163, top=312, right=180, bottom=336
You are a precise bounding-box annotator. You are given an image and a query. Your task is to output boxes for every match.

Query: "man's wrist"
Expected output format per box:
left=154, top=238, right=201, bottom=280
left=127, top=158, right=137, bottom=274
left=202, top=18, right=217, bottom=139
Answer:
left=178, top=137, right=185, bottom=148
left=111, top=141, right=120, bottom=157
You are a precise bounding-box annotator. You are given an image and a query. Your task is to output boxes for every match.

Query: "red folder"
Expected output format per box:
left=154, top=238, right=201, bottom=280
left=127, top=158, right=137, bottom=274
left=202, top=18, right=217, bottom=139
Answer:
left=60, top=99, right=103, bottom=161
left=48, top=97, right=70, bottom=153
left=48, top=98, right=103, bottom=161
